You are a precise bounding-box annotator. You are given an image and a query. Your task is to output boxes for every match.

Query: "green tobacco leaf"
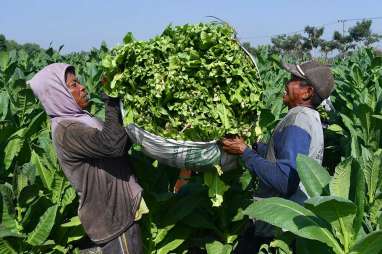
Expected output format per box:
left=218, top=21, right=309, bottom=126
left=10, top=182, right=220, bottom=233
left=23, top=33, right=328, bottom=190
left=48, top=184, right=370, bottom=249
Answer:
left=154, top=225, right=175, bottom=245
left=304, top=196, right=356, bottom=252
left=204, top=170, right=229, bottom=207
left=157, top=226, right=190, bottom=254
left=160, top=191, right=203, bottom=225
left=369, top=199, right=382, bottom=228
left=296, top=154, right=331, bottom=197
left=0, top=239, right=17, bottom=254
left=216, top=104, right=231, bottom=130
left=328, top=124, right=343, bottom=134
left=18, top=184, right=39, bottom=209
left=340, top=114, right=360, bottom=158
left=371, top=114, right=382, bottom=120
left=14, top=166, right=29, bottom=200
left=0, top=184, right=18, bottom=236
left=330, top=158, right=353, bottom=198
left=65, top=225, right=85, bottom=243
left=364, top=149, right=382, bottom=204
left=206, top=241, right=232, bottom=254
left=55, top=216, right=85, bottom=245
left=27, top=205, right=58, bottom=246
left=243, top=197, right=343, bottom=254
left=239, top=169, right=252, bottom=190
left=21, top=196, right=55, bottom=235
left=0, top=91, right=10, bottom=121
left=348, top=160, right=365, bottom=237
left=31, top=150, right=53, bottom=190
left=51, top=173, right=65, bottom=204
left=349, top=230, right=382, bottom=254
left=60, top=216, right=81, bottom=228
left=157, top=239, right=184, bottom=254
left=0, top=50, right=9, bottom=71
left=52, top=245, right=67, bottom=252
left=3, top=128, right=26, bottom=171
left=24, top=111, right=45, bottom=139
left=269, top=239, right=293, bottom=254
left=60, top=185, right=77, bottom=211
left=296, top=237, right=333, bottom=254
left=102, top=23, right=261, bottom=141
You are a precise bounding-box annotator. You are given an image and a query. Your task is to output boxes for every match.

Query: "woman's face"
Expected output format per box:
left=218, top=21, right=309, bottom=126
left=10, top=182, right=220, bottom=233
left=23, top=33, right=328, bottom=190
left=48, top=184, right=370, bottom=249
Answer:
left=65, top=72, right=89, bottom=109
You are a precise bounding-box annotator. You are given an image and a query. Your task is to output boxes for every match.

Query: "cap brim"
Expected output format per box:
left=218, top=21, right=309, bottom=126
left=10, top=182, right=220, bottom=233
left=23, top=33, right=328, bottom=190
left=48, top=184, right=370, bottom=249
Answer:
left=282, top=62, right=305, bottom=79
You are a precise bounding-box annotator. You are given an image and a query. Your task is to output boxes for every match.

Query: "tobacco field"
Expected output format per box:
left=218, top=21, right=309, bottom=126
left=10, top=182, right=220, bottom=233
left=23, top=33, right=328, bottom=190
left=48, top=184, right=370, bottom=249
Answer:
left=1, top=23, right=382, bottom=254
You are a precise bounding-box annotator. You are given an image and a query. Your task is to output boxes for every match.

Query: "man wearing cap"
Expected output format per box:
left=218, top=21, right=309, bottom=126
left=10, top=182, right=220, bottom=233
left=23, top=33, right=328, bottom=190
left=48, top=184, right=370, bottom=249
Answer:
left=222, top=61, right=334, bottom=252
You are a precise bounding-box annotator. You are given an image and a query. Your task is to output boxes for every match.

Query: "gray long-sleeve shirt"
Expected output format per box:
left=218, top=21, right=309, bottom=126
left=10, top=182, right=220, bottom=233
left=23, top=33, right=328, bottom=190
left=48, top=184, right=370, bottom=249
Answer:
left=53, top=99, right=142, bottom=244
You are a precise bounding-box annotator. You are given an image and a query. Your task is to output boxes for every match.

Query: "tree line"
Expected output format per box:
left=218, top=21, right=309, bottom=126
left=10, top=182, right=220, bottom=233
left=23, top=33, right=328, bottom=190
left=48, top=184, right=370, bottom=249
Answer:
left=243, top=19, right=382, bottom=60
left=1, top=19, right=381, bottom=60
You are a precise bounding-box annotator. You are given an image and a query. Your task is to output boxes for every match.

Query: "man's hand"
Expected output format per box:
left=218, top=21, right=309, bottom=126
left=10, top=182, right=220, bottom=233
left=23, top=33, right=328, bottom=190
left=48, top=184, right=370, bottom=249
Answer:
left=221, top=137, right=248, bottom=155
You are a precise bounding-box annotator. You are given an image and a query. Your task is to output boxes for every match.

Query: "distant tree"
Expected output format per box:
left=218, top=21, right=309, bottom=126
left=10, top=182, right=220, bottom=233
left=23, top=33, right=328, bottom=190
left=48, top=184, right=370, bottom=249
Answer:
left=330, top=31, right=352, bottom=53
left=271, top=34, right=304, bottom=58
left=330, top=20, right=382, bottom=54
left=22, top=43, right=44, bottom=55
left=302, top=26, right=325, bottom=52
left=269, top=20, right=382, bottom=59
left=348, top=20, right=382, bottom=46
left=270, top=26, right=327, bottom=59
left=0, top=34, right=6, bottom=51
left=320, top=40, right=339, bottom=59
left=5, top=39, right=19, bottom=51
left=0, top=34, right=45, bottom=54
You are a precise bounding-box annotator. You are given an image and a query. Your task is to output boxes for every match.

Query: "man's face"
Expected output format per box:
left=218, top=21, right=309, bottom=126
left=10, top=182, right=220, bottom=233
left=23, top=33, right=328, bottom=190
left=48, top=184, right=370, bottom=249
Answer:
left=282, top=76, right=313, bottom=108
left=65, top=72, right=89, bottom=109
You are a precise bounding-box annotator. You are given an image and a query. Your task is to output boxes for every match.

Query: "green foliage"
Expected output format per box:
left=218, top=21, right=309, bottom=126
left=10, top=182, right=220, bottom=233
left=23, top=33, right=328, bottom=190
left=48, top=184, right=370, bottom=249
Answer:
left=1, top=24, right=382, bottom=254
left=101, top=23, right=265, bottom=253
left=268, top=19, right=381, bottom=59
left=205, top=241, right=232, bottom=254
left=296, top=154, right=331, bottom=197
left=0, top=45, right=108, bottom=253
left=130, top=147, right=253, bottom=253
left=245, top=154, right=382, bottom=254
left=243, top=197, right=344, bottom=253
left=329, top=48, right=382, bottom=233
left=102, top=23, right=262, bottom=141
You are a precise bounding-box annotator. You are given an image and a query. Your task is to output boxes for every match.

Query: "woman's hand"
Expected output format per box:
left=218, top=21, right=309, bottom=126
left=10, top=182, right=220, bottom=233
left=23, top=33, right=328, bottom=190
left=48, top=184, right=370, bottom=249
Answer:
left=221, top=137, right=248, bottom=155
left=100, top=75, right=109, bottom=86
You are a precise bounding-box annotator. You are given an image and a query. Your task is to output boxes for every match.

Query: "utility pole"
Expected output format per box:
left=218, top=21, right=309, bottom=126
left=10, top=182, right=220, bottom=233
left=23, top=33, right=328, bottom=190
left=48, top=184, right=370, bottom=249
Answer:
left=338, top=19, right=346, bottom=36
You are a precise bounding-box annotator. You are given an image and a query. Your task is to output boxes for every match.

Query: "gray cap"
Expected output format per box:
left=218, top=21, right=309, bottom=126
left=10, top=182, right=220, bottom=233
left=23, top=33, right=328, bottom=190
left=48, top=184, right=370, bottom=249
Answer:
left=282, top=60, right=335, bottom=100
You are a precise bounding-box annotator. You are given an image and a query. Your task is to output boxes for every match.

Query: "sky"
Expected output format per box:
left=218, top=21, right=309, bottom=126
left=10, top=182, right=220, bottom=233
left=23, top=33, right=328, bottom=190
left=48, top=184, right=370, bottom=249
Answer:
left=1, top=0, right=382, bottom=53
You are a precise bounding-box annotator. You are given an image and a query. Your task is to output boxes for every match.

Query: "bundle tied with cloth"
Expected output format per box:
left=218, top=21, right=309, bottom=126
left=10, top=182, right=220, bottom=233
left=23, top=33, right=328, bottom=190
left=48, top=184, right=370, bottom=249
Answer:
left=126, top=123, right=239, bottom=172
left=103, top=22, right=262, bottom=172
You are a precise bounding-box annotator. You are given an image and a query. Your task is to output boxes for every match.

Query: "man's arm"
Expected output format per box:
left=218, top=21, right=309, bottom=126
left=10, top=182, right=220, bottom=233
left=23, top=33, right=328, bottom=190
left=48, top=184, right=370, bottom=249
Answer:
left=60, top=97, right=129, bottom=159
left=256, top=142, right=268, bottom=158
left=241, top=125, right=311, bottom=197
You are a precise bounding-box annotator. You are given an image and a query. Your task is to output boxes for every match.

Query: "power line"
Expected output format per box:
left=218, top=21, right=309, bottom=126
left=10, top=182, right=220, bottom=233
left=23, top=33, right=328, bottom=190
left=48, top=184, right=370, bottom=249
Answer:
left=237, top=16, right=382, bottom=40
left=337, top=16, right=382, bottom=36
left=337, top=16, right=382, bottom=22
left=238, top=21, right=338, bottom=40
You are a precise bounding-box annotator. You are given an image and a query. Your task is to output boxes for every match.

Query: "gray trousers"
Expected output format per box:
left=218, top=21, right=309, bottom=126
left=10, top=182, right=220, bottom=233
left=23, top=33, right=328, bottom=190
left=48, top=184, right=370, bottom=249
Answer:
left=101, top=223, right=143, bottom=254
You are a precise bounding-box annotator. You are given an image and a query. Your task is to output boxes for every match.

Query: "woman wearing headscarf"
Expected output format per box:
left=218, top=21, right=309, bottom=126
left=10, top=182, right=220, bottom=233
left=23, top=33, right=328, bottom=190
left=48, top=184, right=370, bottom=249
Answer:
left=28, top=63, right=144, bottom=254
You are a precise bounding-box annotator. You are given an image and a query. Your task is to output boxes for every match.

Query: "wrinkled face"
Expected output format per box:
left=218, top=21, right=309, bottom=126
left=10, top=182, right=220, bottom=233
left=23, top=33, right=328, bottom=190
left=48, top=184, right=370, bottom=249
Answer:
left=65, top=72, right=89, bottom=109
left=283, top=76, right=313, bottom=108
